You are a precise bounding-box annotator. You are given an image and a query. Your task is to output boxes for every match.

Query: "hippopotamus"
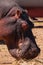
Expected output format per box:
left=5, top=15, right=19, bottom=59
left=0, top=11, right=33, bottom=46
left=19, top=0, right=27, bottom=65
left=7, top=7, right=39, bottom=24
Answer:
left=0, top=0, right=40, bottom=59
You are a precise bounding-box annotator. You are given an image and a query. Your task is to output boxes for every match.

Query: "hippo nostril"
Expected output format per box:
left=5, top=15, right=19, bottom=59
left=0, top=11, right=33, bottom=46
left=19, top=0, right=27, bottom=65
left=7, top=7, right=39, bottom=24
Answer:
left=32, top=48, right=40, bottom=58
left=21, top=23, right=28, bottom=30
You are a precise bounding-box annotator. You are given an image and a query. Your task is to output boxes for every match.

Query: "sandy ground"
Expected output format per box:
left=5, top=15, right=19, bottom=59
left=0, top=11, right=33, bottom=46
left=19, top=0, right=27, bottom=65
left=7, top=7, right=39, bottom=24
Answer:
left=0, top=18, right=43, bottom=65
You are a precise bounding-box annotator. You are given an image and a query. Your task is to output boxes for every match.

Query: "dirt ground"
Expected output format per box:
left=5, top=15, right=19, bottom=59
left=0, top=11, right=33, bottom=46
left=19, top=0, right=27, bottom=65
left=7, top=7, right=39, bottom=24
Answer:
left=0, top=18, right=43, bottom=65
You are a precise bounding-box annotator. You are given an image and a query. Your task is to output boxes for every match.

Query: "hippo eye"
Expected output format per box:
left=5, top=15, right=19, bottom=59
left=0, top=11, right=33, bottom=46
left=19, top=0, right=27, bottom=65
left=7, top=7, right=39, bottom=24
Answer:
left=17, top=10, right=20, bottom=15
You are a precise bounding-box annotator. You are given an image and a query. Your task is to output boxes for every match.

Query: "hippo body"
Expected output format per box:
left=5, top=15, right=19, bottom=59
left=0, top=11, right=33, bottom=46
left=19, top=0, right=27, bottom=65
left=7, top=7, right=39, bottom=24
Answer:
left=0, top=0, right=40, bottom=59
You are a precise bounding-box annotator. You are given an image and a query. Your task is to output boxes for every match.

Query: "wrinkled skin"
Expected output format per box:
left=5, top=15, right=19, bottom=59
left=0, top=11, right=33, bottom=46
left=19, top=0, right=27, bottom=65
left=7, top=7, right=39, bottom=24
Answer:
left=0, top=0, right=40, bottom=59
